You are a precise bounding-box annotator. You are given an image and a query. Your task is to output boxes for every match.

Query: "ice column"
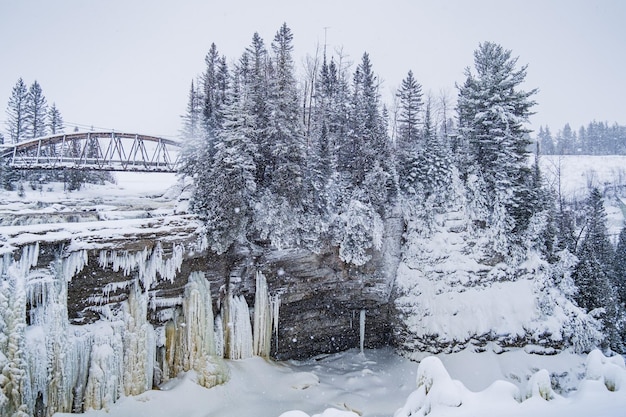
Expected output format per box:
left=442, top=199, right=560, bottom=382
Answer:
left=224, top=294, right=253, bottom=360
left=162, top=272, right=226, bottom=388
left=359, top=309, right=366, bottom=354
left=122, top=284, right=156, bottom=396
left=253, top=271, right=272, bottom=357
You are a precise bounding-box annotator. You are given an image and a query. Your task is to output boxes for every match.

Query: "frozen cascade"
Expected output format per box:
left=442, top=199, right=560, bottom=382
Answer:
left=161, top=272, right=226, bottom=388
left=359, top=310, right=366, bottom=354
left=122, top=284, right=156, bottom=396
left=83, top=321, right=125, bottom=411
left=0, top=258, right=30, bottom=417
left=224, top=293, right=254, bottom=360
left=98, top=242, right=184, bottom=289
left=253, top=271, right=272, bottom=357
left=62, top=249, right=89, bottom=282
left=214, top=314, right=225, bottom=359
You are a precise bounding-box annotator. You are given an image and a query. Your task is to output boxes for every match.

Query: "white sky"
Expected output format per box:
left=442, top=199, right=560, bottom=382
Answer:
left=1, top=0, right=624, bottom=139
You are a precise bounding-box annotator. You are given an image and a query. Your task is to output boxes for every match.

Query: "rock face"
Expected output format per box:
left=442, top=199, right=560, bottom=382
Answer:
left=59, top=211, right=404, bottom=361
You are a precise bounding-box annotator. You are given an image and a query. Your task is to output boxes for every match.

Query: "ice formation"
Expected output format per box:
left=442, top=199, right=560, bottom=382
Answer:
left=98, top=242, right=184, bottom=288
left=161, top=272, right=226, bottom=388
left=225, top=293, right=254, bottom=360
left=253, top=271, right=273, bottom=357
left=359, top=309, right=366, bottom=355
left=0, top=239, right=282, bottom=416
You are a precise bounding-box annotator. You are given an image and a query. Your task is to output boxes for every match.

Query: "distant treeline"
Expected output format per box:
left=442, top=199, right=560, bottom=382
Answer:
left=537, top=121, right=626, bottom=155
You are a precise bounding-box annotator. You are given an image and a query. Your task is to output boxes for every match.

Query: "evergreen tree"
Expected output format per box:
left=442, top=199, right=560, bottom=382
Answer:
left=415, top=98, right=452, bottom=201
left=5, top=78, right=28, bottom=143
left=395, top=70, right=424, bottom=201
left=573, top=188, right=623, bottom=349
left=25, top=80, right=48, bottom=139
left=180, top=45, right=229, bottom=188
left=537, top=126, right=555, bottom=155
left=556, top=123, right=576, bottom=155
left=180, top=80, right=203, bottom=141
left=47, top=103, right=64, bottom=134
left=238, top=32, right=271, bottom=188
left=202, top=43, right=229, bottom=131
left=613, top=226, right=626, bottom=307
left=456, top=42, right=537, bottom=237
left=344, top=53, right=390, bottom=199
left=265, top=23, right=306, bottom=205
left=396, top=70, right=423, bottom=151
left=192, top=75, right=257, bottom=254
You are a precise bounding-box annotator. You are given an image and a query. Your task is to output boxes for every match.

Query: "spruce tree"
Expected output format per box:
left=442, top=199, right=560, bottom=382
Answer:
left=25, top=80, right=48, bottom=139
left=415, top=98, right=452, bottom=201
left=180, top=80, right=203, bottom=141
left=240, top=32, right=271, bottom=188
left=537, top=126, right=555, bottom=155
left=396, top=70, right=423, bottom=151
left=456, top=42, right=537, bottom=236
left=47, top=103, right=64, bottom=134
left=265, top=23, right=306, bottom=205
left=5, top=78, right=28, bottom=143
left=395, top=70, right=424, bottom=201
left=192, top=75, right=257, bottom=254
left=573, top=188, right=622, bottom=349
left=613, top=226, right=626, bottom=307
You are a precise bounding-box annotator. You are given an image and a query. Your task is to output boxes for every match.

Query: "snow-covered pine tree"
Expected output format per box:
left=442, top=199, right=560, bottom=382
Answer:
left=47, top=103, right=64, bottom=135
left=180, top=44, right=228, bottom=189
left=180, top=80, right=203, bottom=141
left=537, top=126, right=555, bottom=155
left=25, top=80, right=48, bottom=139
left=456, top=42, right=537, bottom=239
left=5, top=78, right=29, bottom=143
left=573, top=188, right=623, bottom=350
left=242, top=32, right=271, bottom=188
left=315, top=55, right=351, bottom=215
left=395, top=70, right=424, bottom=202
left=202, top=43, right=229, bottom=131
left=336, top=53, right=392, bottom=264
left=265, top=23, right=306, bottom=206
left=614, top=226, right=626, bottom=308
left=556, top=123, right=576, bottom=155
left=192, top=73, right=257, bottom=254
left=415, top=97, right=452, bottom=203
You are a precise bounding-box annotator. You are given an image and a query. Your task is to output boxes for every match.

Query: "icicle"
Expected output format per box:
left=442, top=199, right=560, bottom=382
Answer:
left=359, top=309, right=366, bottom=355
left=97, top=243, right=184, bottom=289
left=123, top=283, right=156, bottom=396
left=224, top=294, right=253, bottom=360
left=83, top=322, right=124, bottom=412
left=214, top=314, right=224, bottom=359
left=272, top=293, right=281, bottom=353
left=160, top=273, right=225, bottom=388
left=62, top=249, right=89, bottom=282
left=253, top=271, right=272, bottom=357
left=20, top=242, right=39, bottom=273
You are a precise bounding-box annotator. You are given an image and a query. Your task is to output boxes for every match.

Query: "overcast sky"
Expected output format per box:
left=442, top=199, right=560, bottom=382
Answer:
left=1, top=0, right=624, bottom=139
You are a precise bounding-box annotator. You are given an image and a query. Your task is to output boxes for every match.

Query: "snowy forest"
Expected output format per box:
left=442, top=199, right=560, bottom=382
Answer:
left=177, top=23, right=626, bottom=352
left=2, top=19, right=626, bottom=417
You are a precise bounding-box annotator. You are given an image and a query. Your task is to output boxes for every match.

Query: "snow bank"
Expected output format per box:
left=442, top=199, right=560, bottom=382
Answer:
left=584, top=349, right=626, bottom=392
left=393, top=351, right=626, bottom=417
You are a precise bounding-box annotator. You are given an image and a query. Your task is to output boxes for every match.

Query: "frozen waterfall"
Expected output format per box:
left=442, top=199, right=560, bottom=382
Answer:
left=0, top=241, right=281, bottom=416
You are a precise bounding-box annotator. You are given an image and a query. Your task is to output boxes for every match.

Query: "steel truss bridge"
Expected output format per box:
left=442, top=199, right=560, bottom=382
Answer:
left=1, top=132, right=181, bottom=173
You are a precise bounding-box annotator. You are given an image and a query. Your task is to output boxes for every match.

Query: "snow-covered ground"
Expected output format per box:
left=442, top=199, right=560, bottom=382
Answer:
left=51, top=347, right=626, bottom=417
